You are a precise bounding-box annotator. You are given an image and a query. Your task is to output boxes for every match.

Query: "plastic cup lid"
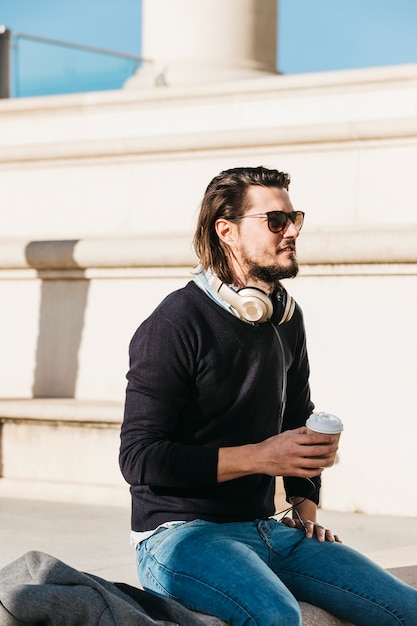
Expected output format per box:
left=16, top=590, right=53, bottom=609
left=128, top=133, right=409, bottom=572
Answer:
left=306, top=412, right=344, bottom=434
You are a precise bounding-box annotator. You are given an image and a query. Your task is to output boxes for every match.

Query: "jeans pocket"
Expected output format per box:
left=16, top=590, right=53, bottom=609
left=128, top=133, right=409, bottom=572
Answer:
left=141, top=522, right=188, bottom=557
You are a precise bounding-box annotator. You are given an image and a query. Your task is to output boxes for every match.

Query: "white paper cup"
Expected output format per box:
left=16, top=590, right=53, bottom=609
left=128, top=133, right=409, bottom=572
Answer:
left=305, top=412, right=343, bottom=459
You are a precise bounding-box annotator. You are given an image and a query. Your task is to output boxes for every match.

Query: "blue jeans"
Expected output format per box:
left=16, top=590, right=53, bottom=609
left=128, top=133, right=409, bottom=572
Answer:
left=136, top=518, right=417, bottom=626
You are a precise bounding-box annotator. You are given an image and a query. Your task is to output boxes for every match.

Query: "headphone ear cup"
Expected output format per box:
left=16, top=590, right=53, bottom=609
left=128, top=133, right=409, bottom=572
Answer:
left=274, top=287, right=296, bottom=325
left=281, top=293, right=295, bottom=324
left=236, top=288, right=273, bottom=323
left=208, top=274, right=295, bottom=324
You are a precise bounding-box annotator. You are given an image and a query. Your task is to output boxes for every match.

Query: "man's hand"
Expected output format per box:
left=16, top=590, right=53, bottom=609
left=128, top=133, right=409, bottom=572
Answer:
left=217, top=426, right=339, bottom=482
left=280, top=496, right=342, bottom=543
left=252, top=427, right=339, bottom=478
left=280, top=516, right=342, bottom=543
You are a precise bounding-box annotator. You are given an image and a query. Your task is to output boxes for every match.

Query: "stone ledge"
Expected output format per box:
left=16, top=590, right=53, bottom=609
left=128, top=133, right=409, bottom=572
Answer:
left=1, top=230, right=417, bottom=271
left=2, top=117, right=417, bottom=165
left=0, top=398, right=123, bottom=425
left=1, top=63, right=417, bottom=117
left=1, top=63, right=416, bottom=117
left=193, top=602, right=351, bottom=625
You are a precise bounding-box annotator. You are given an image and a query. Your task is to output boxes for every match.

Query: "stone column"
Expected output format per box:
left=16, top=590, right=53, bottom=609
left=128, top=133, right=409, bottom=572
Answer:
left=125, top=0, right=278, bottom=88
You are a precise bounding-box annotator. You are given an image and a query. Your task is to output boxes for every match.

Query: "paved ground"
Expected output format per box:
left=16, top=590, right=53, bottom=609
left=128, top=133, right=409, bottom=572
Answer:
left=1, top=497, right=417, bottom=587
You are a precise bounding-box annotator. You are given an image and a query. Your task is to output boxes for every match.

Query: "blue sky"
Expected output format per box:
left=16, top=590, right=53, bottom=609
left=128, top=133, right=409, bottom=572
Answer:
left=1, top=0, right=417, bottom=96
left=0, top=0, right=142, bottom=54
left=0, top=0, right=143, bottom=96
left=279, top=0, right=417, bottom=73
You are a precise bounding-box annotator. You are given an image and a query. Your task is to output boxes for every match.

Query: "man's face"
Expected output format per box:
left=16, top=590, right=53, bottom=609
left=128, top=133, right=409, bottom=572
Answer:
left=230, top=185, right=300, bottom=290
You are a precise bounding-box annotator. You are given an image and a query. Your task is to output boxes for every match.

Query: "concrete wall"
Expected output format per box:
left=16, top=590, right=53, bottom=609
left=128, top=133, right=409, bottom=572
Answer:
left=1, top=63, right=417, bottom=239
left=0, top=64, right=416, bottom=515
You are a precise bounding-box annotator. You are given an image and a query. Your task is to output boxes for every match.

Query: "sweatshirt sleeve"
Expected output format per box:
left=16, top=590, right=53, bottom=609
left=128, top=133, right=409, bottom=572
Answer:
left=119, top=312, right=219, bottom=490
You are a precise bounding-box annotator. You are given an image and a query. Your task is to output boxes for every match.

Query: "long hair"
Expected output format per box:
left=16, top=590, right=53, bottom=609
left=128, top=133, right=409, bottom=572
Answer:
left=193, top=166, right=290, bottom=284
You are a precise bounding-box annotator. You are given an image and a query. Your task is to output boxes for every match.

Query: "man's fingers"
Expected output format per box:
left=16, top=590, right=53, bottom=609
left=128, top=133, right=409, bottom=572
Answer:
left=300, top=521, right=342, bottom=543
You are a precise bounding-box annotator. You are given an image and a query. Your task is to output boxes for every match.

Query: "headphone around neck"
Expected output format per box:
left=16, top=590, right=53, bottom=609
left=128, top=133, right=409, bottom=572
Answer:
left=209, top=274, right=295, bottom=325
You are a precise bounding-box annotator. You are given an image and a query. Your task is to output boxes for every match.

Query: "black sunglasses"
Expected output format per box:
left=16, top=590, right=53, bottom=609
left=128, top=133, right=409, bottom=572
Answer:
left=232, top=210, right=305, bottom=234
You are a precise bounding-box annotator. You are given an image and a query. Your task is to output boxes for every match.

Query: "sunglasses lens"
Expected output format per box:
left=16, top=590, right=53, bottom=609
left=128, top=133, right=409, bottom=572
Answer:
left=268, top=211, right=304, bottom=232
left=267, top=213, right=288, bottom=232
left=291, top=212, right=304, bottom=230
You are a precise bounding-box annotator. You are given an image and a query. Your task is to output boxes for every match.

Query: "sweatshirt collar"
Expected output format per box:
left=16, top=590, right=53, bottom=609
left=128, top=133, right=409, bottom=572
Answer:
left=193, top=264, right=241, bottom=319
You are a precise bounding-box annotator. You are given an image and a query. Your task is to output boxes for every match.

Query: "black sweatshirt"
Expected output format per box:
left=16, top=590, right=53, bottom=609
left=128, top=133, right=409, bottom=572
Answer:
left=119, top=281, right=318, bottom=532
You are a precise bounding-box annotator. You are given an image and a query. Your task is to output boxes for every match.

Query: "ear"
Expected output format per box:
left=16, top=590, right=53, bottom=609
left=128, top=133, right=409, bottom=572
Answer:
left=215, top=218, right=238, bottom=247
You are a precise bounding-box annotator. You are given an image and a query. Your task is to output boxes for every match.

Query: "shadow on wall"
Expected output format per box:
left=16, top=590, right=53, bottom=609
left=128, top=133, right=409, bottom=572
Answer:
left=25, top=241, right=90, bottom=398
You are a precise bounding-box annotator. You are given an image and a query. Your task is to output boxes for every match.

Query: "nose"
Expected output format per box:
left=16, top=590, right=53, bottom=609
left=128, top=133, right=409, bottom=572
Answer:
left=282, top=219, right=300, bottom=238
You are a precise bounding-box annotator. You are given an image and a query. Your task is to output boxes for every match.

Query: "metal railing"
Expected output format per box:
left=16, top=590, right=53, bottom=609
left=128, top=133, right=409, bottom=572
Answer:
left=0, top=26, right=10, bottom=97
left=0, top=27, right=151, bottom=98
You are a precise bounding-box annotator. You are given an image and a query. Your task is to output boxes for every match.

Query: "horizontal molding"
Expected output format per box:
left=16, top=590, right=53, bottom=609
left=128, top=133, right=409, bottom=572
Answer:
left=1, top=117, right=417, bottom=164
left=0, top=398, right=123, bottom=424
left=0, top=236, right=194, bottom=269
left=1, top=63, right=417, bottom=116
left=298, top=229, right=417, bottom=265
left=1, top=230, right=417, bottom=272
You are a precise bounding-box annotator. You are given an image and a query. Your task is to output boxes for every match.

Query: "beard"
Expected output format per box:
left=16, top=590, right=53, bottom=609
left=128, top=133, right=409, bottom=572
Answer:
left=242, top=248, right=299, bottom=287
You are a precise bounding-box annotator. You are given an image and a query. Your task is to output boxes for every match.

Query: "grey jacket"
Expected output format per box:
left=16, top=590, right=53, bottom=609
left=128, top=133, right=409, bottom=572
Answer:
left=0, top=551, right=210, bottom=625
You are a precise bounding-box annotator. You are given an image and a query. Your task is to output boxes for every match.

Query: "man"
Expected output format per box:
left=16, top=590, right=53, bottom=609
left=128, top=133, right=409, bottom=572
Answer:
left=120, top=166, right=417, bottom=625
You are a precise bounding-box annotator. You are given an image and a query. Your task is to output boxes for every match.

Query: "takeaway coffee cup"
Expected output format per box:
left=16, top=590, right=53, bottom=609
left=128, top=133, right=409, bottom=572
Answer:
left=305, top=412, right=344, bottom=459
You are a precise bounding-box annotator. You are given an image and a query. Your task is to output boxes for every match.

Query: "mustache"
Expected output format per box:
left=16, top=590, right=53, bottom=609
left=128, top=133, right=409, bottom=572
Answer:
left=278, top=239, right=297, bottom=252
